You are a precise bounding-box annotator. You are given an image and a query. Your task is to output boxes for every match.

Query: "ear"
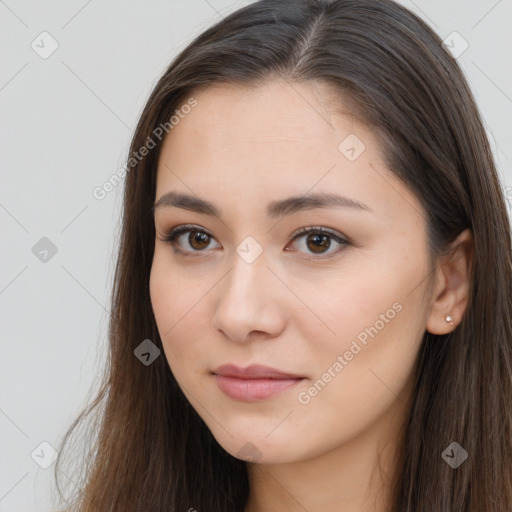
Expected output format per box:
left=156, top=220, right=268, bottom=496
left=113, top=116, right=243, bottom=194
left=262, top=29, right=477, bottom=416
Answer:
left=426, top=228, right=474, bottom=334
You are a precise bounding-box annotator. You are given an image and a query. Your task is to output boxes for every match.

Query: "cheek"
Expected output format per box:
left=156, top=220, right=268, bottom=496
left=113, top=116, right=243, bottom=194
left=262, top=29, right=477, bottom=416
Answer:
left=301, top=252, right=426, bottom=386
left=281, top=270, right=425, bottom=458
left=286, top=261, right=404, bottom=361
left=149, top=251, right=212, bottom=370
left=292, top=249, right=428, bottom=394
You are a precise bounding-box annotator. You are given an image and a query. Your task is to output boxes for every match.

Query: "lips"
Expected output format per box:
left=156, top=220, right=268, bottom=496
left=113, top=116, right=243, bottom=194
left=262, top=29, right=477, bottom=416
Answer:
left=212, top=363, right=304, bottom=379
left=212, top=364, right=305, bottom=401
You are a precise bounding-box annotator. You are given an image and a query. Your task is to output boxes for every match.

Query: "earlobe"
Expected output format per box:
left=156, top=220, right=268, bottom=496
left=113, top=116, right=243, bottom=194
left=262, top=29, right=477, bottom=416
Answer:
left=425, top=228, right=474, bottom=335
left=445, top=314, right=455, bottom=326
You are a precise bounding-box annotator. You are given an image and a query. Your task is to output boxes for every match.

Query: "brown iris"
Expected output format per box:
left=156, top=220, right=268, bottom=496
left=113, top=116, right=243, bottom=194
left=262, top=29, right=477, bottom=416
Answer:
left=188, top=230, right=211, bottom=250
left=306, top=233, right=331, bottom=254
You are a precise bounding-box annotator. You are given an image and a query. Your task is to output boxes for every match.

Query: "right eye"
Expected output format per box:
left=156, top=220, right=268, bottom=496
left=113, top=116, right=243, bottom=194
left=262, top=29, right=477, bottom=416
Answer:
left=159, top=224, right=221, bottom=256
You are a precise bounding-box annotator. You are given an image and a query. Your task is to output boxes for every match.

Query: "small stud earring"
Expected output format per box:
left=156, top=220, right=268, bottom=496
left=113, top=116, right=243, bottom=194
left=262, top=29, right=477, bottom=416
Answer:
left=445, top=314, right=454, bottom=326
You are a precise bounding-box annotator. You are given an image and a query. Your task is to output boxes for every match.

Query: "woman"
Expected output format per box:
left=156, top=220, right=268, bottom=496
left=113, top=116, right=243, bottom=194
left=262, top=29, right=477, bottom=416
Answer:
left=54, top=0, right=512, bottom=510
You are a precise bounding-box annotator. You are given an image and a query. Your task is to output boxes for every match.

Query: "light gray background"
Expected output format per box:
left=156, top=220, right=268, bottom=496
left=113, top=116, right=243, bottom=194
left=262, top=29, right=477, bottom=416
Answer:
left=1, top=1, right=511, bottom=510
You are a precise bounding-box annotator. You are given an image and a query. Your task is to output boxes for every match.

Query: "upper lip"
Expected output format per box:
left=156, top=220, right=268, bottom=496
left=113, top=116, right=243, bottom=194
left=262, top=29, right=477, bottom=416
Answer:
left=212, top=363, right=304, bottom=379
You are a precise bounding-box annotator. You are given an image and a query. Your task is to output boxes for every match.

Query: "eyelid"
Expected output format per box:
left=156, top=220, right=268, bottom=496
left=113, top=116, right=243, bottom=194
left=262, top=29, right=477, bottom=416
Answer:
left=290, top=225, right=348, bottom=243
left=288, top=225, right=349, bottom=258
left=159, top=223, right=350, bottom=258
left=158, top=223, right=218, bottom=257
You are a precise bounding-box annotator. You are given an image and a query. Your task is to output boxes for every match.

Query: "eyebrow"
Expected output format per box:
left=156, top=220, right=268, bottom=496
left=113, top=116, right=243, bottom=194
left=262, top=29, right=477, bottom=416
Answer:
left=153, top=191, right=373, bottom=218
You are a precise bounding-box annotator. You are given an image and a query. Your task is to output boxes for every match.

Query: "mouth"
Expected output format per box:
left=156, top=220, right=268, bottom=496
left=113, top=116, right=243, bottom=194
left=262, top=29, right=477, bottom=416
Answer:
left=212, top=363, right=306, bottom=401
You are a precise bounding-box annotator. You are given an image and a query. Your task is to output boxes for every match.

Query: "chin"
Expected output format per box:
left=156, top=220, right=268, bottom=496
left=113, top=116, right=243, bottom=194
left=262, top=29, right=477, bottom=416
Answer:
left=208, top=426, right=306, bottom=465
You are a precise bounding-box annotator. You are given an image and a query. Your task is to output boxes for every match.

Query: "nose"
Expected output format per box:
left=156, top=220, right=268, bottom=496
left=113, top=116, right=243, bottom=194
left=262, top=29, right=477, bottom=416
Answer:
left=210, top=248, right=286, bottom=343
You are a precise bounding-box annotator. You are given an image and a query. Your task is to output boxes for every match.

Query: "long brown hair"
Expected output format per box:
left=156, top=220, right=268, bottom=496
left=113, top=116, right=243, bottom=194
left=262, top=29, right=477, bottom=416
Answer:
left=54, top=0, right=512, bottom=510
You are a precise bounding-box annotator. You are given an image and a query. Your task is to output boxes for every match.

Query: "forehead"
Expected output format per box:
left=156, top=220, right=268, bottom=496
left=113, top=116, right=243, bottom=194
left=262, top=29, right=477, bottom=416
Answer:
left=158, top=79, right=379, bottom=181
left=171, top=79, right=363, bottom=145
left=154, top=79, right=424, bottom=228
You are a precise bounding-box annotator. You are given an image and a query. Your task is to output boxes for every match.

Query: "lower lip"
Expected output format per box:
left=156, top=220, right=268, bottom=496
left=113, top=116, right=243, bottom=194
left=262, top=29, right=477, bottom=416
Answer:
left=214, top=375, right=304, bottom=401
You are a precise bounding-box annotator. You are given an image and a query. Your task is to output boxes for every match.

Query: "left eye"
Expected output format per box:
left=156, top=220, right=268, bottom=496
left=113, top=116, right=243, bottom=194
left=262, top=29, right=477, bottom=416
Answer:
left=159, top=224, right=349, bottom=258
left=288, top=226, right=349, bottom=257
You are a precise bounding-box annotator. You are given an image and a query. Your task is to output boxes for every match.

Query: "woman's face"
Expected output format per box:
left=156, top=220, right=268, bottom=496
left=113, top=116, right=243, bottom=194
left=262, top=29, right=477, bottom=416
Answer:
left=150, top=79, right=433, bottom=464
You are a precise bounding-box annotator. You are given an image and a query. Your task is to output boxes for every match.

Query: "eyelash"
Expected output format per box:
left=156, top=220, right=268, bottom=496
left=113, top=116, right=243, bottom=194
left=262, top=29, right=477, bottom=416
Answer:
left=159, top=224, right=350, bottom=260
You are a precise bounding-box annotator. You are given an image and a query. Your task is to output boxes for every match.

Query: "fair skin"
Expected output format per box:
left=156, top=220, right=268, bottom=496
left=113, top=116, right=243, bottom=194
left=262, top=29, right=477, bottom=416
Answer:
left=149, top=79, right=473, bottom=511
